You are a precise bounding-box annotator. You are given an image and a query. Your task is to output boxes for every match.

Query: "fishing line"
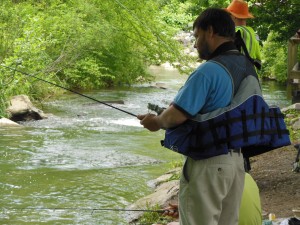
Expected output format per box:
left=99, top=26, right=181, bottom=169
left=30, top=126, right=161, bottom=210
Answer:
left=0, top=61, right=19, bottom=87
left=0, top=64, right=137, bottom=117
left=1, top=207, right=166, bottom=213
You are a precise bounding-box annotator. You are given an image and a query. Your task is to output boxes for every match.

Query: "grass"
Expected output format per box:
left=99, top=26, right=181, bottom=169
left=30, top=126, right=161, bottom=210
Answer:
left=132, top=204, right=174, bottom=225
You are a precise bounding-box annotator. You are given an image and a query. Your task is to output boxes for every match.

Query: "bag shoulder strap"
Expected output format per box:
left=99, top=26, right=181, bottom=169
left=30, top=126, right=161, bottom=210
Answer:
left=235, top=30, right=261, bottom=70
left=210, top=52, right=259, bottom=96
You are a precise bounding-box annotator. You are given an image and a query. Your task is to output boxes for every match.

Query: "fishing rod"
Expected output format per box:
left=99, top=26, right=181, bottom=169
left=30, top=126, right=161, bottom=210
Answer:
left=0, top=64, right=137, bottom=117
left=2, top=207, right=167, bottom=213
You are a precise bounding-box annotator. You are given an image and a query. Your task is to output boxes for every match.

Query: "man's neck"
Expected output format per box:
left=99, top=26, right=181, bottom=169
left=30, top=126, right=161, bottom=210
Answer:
left=207, top=41, right=237, bottom=60
left=212, top=37, right=234, bottom=52
left=235, top=19, right=247, bottom=26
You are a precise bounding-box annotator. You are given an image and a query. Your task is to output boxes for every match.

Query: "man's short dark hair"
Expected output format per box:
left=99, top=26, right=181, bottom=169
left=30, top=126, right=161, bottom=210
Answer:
left=193, top=8, right=235, bottom=39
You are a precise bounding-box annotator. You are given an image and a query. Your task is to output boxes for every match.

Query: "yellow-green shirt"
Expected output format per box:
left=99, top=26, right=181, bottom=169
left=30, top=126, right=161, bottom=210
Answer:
left=236, top=26, right=262, bottom=63
left=239, top=173, right=262, bottom=225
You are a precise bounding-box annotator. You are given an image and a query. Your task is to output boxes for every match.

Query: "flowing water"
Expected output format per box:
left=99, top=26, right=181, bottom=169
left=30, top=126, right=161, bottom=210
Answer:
left=0, top=66, right=291, bottom=225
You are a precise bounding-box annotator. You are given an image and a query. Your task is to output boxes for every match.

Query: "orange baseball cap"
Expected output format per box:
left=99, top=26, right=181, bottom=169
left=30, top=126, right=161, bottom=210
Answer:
left=225, top=0, right=254, bottom=19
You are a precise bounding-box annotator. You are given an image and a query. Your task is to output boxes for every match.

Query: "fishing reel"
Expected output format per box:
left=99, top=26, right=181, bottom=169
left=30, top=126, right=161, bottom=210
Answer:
left=147, top=103, right=166, bottom=115
left=292, top=144, right=300, bottom=173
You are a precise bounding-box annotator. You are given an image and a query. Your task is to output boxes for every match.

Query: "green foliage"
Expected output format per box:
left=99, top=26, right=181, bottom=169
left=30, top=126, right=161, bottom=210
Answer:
left=159, top=0, right=194, bottom=30
left=170, top=160, right=183, bottom=169
left=283, top=109, right=300, bottom=142
left=247, top=0, right=300, bottom=43
left=0, top=0, right=298, bottom=116
left=158, top=0, right=231, bottom=28
left=167, top=160, right=182, bottom=181
left=137, top=204, right=173, bottom=225
left=0, top=0, right=187, bottom=116
left=261, top=32, right=288, bottom=82
left=166, top=173, right=181, bottom=182
left=187, top=0, right=230, bottom=14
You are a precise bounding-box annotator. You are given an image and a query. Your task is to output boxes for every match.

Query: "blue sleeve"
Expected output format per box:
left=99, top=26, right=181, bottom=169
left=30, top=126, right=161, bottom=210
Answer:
left=173, top=62, right=233, bottom=117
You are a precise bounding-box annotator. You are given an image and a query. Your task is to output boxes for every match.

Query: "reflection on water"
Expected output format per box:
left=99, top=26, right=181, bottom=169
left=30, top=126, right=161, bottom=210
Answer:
left=261, top=79, right=292, bottom=108
left=0, top=66, right=291, bottom=224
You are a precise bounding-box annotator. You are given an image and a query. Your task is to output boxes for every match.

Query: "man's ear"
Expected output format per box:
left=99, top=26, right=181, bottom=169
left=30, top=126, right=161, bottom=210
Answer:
left=207, top=25, right=214, bottom=37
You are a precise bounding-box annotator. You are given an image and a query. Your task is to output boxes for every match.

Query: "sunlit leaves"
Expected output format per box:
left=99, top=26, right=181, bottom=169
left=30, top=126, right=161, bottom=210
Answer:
left=0, top=0, right=188, bottom=115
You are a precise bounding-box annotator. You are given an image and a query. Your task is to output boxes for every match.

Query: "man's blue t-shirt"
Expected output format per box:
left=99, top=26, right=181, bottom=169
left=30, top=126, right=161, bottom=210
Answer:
left=173, top=61, right=233, bottom=117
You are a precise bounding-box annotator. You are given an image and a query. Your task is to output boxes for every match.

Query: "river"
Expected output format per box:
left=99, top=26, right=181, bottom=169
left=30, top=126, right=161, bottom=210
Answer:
left=0, top=65, right=291, bottom=225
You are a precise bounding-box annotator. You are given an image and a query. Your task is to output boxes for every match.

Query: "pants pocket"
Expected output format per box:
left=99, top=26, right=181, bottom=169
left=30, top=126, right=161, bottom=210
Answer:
left=182, top=158, right=190, bottom=183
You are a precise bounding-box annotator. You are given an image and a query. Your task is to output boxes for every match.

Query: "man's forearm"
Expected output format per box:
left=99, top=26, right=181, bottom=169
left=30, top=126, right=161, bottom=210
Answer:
left=156, top=105, right=187, bottom=129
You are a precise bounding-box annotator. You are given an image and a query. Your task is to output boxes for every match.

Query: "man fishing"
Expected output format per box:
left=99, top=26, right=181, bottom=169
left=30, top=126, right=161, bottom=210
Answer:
left=138, top=8, right=246, bottom=225
left=138, top=7, right=289, bottom=225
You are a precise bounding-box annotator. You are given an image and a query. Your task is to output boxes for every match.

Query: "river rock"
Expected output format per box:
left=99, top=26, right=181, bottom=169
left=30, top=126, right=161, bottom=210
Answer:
left=7, top=95, right=47, bottom=121
left=0, top=117, right=22, bottom=127
left=126, top=169, right=181, bottom=223
left=292, top=118, right=300, bottom=130
left=150, top=82, right=168, bottom=89
left=281, top=103, right=300, bottom=112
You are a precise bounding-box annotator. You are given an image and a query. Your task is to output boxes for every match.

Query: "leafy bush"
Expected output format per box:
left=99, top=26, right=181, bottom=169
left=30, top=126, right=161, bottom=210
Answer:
left=159, top=0, right=194, bottom=30
left=261, top=32, right=288, bottom=82
left=0, top=0, right=186, bottom=116
left=283, top=109, right=300, bottom=142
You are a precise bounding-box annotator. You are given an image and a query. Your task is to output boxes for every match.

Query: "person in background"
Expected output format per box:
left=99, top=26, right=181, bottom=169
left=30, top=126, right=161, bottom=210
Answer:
left=225, top=0, right=262, bottom=171
left=159, top=173, right=262, bottom=225
left=239, top=173, right=262, bottom=225
left=138, top=8, right=246, bottom=225
left=225, top=0, right=262, bottom=69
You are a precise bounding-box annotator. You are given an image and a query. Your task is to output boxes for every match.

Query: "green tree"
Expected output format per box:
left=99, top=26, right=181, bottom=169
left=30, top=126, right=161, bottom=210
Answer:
left=1, top=0, right=298, bottom=117
left=247, top=0, right=300, bottom=42
left=0, top=0, right=187, bottom=116
left=261, top=32, right=288, bottom=82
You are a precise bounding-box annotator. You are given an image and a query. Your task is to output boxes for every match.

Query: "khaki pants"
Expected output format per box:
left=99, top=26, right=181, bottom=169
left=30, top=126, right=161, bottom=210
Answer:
left=179, top=152, right=245, bottom=225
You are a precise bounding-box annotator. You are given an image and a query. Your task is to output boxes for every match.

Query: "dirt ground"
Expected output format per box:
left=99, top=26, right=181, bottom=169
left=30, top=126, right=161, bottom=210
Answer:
left=250, top=144, right=300, bottom=219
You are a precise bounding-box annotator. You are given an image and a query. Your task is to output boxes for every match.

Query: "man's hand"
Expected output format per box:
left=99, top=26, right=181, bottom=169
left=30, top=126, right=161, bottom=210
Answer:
left=152, top=203, right=179, bottom=225
left=138, top=105, right=188, bottom=132
left=163, top=203, right=179, bottom=219
left=137, top=113, right=161, bottom=131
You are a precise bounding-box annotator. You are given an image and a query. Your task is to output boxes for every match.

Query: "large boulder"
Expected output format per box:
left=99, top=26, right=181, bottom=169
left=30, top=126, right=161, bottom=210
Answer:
left=6, top=95, right=47, bottom=121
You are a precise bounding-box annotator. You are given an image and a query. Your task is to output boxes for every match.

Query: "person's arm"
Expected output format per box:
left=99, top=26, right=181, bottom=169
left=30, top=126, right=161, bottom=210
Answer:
left=137, top=105, right=188, bottom=131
